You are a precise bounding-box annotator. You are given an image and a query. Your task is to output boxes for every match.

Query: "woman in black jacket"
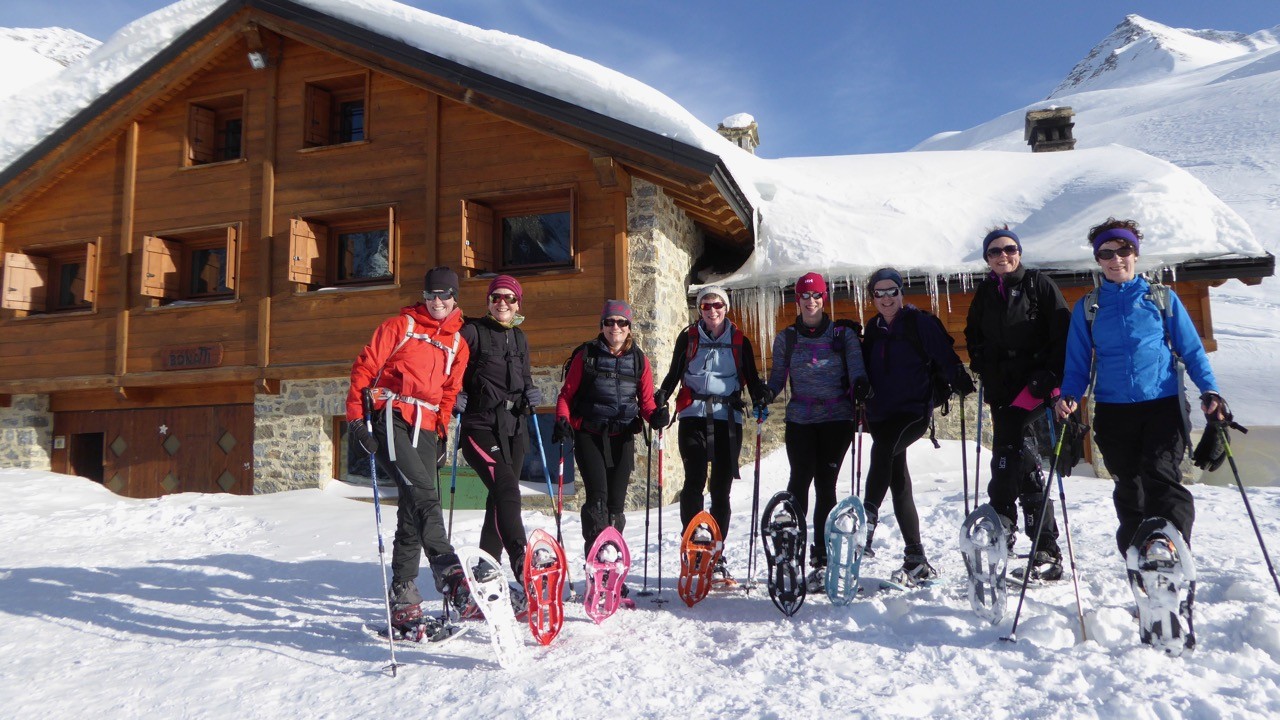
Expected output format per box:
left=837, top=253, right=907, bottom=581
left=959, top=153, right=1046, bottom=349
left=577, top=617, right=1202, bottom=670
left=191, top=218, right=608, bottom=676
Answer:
left=457, top=275, right=540, bottom=579
left=963, top=227, right=1070, bottom=581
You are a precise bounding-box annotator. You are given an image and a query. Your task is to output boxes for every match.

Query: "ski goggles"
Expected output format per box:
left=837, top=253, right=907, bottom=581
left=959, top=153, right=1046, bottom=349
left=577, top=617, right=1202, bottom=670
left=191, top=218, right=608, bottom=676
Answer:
left=1095, top=245, right=1136, bottom=260
left=872, top=287, right=901, bottom=298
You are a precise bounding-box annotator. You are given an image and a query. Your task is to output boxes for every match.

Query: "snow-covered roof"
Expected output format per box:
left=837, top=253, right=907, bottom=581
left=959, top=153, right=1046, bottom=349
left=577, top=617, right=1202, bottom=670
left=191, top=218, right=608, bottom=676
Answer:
left=0, top=0, right=1266, bottom=296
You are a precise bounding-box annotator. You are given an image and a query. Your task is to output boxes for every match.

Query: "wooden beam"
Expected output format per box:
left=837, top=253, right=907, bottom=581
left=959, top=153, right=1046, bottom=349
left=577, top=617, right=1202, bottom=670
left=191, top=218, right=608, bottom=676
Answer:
left=0, top=375, right=117, bottom=394
left=119, top=367, right=261, bottom=388
left=256, top=378, right=281, bottom=395
left=257, top=32, right=280, bottom=372
left=0, top=394, right=10, bottom=408
left=262, top=361, right=352, bottom=381
left=614, top=189, right=630, bottom=305
left=424, top=93, right=440, bottom=269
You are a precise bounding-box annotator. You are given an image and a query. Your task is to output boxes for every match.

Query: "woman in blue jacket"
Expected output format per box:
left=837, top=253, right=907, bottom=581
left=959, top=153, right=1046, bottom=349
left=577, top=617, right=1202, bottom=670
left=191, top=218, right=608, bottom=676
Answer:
left=861, top=268, right=973, bottom=585
left=1055, top=218, right=1227, bottom=556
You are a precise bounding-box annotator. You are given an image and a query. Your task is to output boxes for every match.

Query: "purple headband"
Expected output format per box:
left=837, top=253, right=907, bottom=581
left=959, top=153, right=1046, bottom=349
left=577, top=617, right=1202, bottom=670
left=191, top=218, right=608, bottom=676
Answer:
left=1092, top=228, right=1140, bottom=254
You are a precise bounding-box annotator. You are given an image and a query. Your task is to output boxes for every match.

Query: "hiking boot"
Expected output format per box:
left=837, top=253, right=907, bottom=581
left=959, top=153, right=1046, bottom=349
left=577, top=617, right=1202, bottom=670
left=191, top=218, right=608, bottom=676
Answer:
left=1140, top=536, right=1178, bottom=570
left=619, top=582, right=636, bottom=609
left=1013, top=549, right=1064, bottom=583
left=597, top=542, right=621, bottom=564
left=389, top=579, right=424, bottom=607
left=712, top=557, right=733, bottom=583
left=508, top=582, right=529, bottom=620
left=805, top=566, right=826, bottom=594
left=863, top=511, right=878, bottom=558
left=440, top=565, right=482, bottom=621
left=895, top=554, right=939, bottom=587
left=692, top=523, right=714, bottom=545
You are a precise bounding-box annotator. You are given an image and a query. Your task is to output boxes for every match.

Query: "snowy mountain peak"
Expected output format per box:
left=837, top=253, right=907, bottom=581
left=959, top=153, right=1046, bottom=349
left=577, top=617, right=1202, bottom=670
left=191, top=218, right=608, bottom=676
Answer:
left=1, top=27, right=99, bottom=68
left=1049, top=14, right=1275, bottom=98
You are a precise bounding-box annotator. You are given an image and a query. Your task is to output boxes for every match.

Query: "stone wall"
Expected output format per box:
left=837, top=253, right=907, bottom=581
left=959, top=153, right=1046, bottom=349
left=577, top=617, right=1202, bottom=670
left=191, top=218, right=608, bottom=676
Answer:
left=0, top=394, right=52, bottom=470
left=624, top=178, right=703, bottom=510
left=253, top=378, right=347, bottom=494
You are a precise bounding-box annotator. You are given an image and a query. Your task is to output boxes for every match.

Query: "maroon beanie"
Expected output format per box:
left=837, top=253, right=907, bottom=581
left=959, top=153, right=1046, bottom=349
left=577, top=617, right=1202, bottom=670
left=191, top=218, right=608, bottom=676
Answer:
left=487, top=275, right=523, bottom=302
left=795, top=272, right=827, bottom=297
left=601, top=299, right=633, bottom=323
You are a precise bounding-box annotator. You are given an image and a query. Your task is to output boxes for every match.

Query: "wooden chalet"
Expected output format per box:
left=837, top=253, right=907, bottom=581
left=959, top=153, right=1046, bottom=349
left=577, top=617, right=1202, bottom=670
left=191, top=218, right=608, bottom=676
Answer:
left=0, top=0, right=753, bottom=498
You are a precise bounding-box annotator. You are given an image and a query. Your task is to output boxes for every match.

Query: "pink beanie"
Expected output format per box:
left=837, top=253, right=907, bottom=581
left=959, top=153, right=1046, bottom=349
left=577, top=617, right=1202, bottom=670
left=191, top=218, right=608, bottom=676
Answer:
left=487, top=275, right=523, bottom=302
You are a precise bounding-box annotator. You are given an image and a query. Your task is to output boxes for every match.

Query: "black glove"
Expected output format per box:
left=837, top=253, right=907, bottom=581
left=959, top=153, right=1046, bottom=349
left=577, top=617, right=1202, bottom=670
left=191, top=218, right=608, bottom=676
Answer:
left=1027, top=370, right=1058, bottom=400
left=510, top=393, right=530, bottom=416
left=453, top=392, right=468, bottom=416
left=652, top=388, right=668, bottom=408
left=1192, top=421, right=1228, bottom=472
left=1200, top=391, right=1230, bottom=423
left=753, top=384, right=775, bottom=406
left=349, top=419, right=378, bottom=456
left=952, top=368, right=976, bottom=398
left=1054, top=417, right=1088, bottom=477
left=551, top=416, right=573, bottom=444
left=649, top=405, right=670, bottom=430
left=524, top=386, right=544, bottom=409
left=852, top=377, right=872, bottom=403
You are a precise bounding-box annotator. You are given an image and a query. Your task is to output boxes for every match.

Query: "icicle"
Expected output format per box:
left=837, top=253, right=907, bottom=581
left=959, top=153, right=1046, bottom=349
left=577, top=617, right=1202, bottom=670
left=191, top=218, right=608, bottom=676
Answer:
left=943, top=275, right=953, bottom=315
left=732, top=286, right=783, bottom=370
left=925, top=273, right=941, bottom=315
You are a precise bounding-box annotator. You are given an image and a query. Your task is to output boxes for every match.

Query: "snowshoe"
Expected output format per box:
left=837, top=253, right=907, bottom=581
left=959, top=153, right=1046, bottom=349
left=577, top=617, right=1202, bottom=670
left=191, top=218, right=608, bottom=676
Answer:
left=678, top=511, right=723, bottom=607
left=522, top=529, right=567, bottom=646
left=584, top=526, right=631, bottom=624
left=760, top=491, right=807, bottom=617
left=824, top=495, right=868, bottom=606
left=1011, top=549, right=1064, bottom=587
left=959, top=503, right=1010, bottom=625
left=892, top=554, right=939, bottom=588
left=1127, top=518, right=1196, bottom=656
left=712, top=557, right=739, bottom=590
left=459, top=547, right=525, bottom=668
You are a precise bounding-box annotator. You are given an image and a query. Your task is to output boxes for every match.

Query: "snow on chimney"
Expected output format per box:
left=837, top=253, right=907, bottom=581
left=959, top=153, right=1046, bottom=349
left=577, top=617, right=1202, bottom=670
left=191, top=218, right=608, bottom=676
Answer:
left=717, top=113, right=760, bottom=154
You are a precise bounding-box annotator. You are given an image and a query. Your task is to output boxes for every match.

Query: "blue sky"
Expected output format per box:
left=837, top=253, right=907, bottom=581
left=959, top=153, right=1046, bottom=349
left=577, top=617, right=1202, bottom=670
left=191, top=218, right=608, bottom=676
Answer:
left=3, top=1, right=1276, bottom=157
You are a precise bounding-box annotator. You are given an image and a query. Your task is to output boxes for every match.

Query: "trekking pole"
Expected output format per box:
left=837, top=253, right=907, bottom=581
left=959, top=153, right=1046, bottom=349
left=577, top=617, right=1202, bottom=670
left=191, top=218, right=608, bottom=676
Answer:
left=855, top=404, right=865, bottom=497
left=653, top=428, right=668, bottom=605
left=1002, top=418, right=1071, bottom=643
left=960, top=398, right=970, bottom=516
left=532, top=415, right=573, bottom=600
left=974, top=383, right=984, bottom=501
left=1045, top=410, right=1089, bottom=643
left=1220, top=422, right=1280, bottom=598
left=639, top=424, right=655, bottom=596
left=747, top=409, right=765, bottom=593
left=446, top=416, right=461, bottom=542
left=362, top=389, right=399, bottom=677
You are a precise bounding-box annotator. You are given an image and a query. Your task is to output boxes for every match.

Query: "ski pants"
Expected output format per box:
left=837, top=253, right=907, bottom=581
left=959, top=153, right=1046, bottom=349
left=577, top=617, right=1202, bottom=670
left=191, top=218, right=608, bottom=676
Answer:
left=374, top=413, right=456, bottom=589
left=864, top=413, right=930, bottom=559
left=677, top=417, right=742, bottom=541
left=785, top=420, right=856, bottom=565
left=574, top=428, right=634, bottom=558
left=987, top=403, right=1059, bottom=552
left=460, top=426, right=528, bottom=577
left=1092, top=396, right=1193, bottom=555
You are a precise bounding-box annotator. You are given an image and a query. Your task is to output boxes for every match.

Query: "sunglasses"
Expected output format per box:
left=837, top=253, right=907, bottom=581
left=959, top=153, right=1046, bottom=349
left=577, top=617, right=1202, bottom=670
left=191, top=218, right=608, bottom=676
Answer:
left=602, top=318, right=631, bottom=328
left=798, top=291, right=824, bottom=300
left=872, top=287, right=901, bottom=299
left=1095, top=245, right=1136, bottom=261
left=489, top=293, right=518, bottom=305
left=423, top=290, right=455, bottom=301
left=700, top=302, right=726, bottom=311
left=986, top=245, right=1021, bottom=258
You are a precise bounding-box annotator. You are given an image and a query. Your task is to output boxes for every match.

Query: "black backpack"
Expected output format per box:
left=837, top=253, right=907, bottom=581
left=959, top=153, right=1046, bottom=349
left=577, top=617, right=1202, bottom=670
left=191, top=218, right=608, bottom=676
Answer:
left=901, top=310, right=955, bottom=416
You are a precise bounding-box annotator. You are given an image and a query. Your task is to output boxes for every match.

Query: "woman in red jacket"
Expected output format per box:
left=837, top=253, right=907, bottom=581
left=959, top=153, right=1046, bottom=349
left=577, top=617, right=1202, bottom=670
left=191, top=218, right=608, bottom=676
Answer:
left=346, top=266, right=471, bottom=633
left=555, top=300, right=657, bottom=598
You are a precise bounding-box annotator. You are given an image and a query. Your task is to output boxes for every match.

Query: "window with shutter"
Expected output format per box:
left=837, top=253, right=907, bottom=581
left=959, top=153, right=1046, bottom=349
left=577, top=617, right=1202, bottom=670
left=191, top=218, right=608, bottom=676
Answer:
left=140, top=225, right=240, bottom=304
left=463, top=188, right=575, bottom=274
left=186, top=94, right=244, bottom=166
left=2, top=240, right=100, bottom=314
left=302, top=74, right=367, bottom=148
left=289, top=206, right=396, bottom=290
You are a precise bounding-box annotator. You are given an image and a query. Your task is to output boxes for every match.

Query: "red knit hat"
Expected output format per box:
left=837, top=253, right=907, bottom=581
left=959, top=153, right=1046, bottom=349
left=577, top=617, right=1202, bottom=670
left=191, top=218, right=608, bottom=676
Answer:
left=795, top=272, right=827, bottom=297
left=487, top=275, right=523, bottom=303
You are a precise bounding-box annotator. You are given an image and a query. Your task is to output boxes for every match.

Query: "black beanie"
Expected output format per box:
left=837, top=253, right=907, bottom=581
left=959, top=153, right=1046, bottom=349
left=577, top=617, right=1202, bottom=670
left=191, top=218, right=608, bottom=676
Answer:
left=423, top=266, right=459, bottom=295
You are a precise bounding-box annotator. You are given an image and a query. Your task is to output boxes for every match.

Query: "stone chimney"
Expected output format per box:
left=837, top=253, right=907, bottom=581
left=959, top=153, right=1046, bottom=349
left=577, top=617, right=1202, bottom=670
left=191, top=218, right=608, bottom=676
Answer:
left=717, top=113, right=760, bottom=154
left=1025, top=107, right=1076, bottom=152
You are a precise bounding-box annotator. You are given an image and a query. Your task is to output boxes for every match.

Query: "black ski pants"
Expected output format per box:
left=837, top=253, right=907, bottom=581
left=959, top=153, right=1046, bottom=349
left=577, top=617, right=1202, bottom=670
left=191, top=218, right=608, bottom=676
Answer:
left=374, top=413, right=456, bottom=590
left=1093, top=396, right=1193, bottom=555
left=987, top=403, right=1059, bottom=552
left=677, top=417, right=742, bottom=541
left=864, top=413, right=929, bottom=558
left=460, top=426, right=528, bottom=577
left=574, top=428, right=634, bottom=558
left=785, top=420, right=856, bottom=565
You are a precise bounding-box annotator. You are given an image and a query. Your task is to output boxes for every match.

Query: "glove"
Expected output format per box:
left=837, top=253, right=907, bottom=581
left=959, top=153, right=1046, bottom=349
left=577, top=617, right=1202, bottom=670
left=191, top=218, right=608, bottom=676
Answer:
left=652, top=388, right=668, bottom=408
left=1054, top=417, right=1088, bottom=477
left=524, top=386, right=544, bottom=409
left=453, top=392, right=468, bottom=416
left=349, top=419, right=378, bottom=456
left=952, top=368, right=976, bottom=398
left=753, top=384, right=775, bottom=406
left=1192, top=421, right=1228, bottom=472
left=510, top=393, right=530, bottom=416
left=1027, top=370, right=1058, bottom=400
left=1200, top=391, right=1230, bottom=423
left=551, top=416, right=573, bottom=444
left=437, top=433, right=449, bottom=468
left=649, top=405, right=670, bottom=430
left=851, top=377, right=872, bottom=404
left=752, top=401, right=769, bottom=422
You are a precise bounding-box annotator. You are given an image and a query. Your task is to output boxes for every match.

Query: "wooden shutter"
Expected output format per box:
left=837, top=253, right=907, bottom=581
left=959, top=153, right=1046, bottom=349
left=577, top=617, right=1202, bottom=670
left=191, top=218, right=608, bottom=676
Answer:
left=288, top=218, right=327, bottom=284
left=461, top=200, right=494, bottom=271
left=140, top=235, right=180, bottom=299
left=385, top=206, right=396, bottom=275
left=305, top=85, right=332, bottom=146
left=82, top=240, right=99, bottom=304
left=2, top=252, right=48, bottom=311
left=188, top=105, right=215, bottom=164
left=224, top=226, right=238, bottom=291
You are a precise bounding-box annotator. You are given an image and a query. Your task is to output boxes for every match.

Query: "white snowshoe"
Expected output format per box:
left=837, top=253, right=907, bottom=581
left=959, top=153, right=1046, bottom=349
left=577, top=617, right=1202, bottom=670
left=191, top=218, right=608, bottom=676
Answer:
left=458, top=547, right=526, bottom=668
left=1126, top=518, right=1196, bottom=656
left=959, top=504, right=1010, bottom=625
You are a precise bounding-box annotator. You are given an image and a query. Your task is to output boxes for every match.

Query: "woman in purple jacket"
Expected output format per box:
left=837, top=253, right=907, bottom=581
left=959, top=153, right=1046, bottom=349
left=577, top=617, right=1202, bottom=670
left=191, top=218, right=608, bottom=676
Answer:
left=861, top=268, right=973, bottom=585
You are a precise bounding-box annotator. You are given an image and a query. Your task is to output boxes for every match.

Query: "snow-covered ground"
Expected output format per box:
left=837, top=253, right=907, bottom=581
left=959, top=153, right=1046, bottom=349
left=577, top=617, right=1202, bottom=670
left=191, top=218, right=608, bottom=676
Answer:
left=5, top=438, right=1280, bottom=719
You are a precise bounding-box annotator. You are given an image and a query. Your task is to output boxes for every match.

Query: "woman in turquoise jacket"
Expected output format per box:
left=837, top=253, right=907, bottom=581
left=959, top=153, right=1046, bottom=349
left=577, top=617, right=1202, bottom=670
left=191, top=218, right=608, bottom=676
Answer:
left=1055, top=218, right=1227, bottom=555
